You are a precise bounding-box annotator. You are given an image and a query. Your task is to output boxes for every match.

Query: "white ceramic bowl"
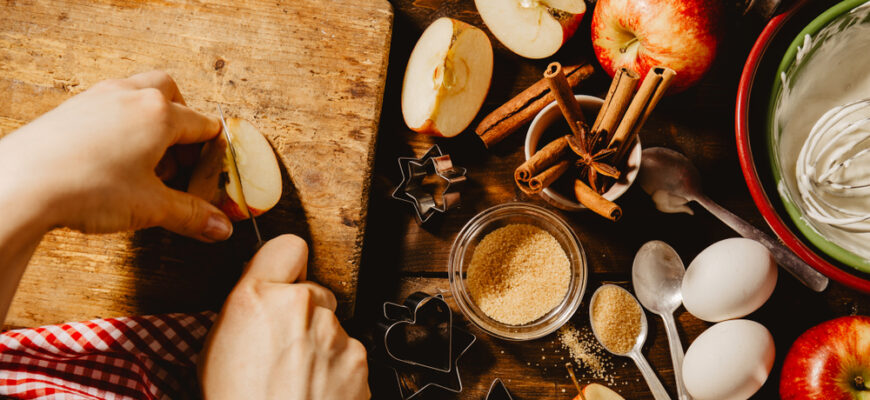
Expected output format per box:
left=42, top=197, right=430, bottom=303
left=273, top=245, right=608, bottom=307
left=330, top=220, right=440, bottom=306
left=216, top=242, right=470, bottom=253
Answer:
left=525, top=95, right=642, bottom=212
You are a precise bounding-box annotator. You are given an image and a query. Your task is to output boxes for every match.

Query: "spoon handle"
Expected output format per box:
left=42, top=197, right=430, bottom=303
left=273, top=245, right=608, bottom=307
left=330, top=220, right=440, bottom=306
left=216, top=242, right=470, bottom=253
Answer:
left=630, top=350, right=672, bottom=400
left=693, top=194, right=829, bottom=292
left=661, top=313, right=691, bottom=400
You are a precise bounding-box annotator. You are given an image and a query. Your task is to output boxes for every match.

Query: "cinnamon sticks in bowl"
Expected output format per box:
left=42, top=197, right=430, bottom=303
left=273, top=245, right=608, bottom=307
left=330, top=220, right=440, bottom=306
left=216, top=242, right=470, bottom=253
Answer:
left=515, top=62, right=676, bottom=221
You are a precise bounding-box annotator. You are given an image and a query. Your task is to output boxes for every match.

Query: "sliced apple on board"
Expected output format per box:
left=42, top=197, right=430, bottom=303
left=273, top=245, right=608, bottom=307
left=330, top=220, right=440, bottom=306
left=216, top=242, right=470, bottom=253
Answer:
left=401, top=17, right=493, bottom=137
left=188, top=118, right=282, bottom=221
left=474, top=0, right=586, bottom=59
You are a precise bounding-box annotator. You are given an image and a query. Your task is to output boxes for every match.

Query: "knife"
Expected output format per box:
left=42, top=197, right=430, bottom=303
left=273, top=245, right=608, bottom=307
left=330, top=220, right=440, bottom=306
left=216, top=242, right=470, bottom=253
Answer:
left=217, top=105, right=264, bottom=248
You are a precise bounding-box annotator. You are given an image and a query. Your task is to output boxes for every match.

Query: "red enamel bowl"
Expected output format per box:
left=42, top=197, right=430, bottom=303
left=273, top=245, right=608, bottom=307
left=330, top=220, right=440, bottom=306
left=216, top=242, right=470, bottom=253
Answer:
left=735, top=0, right=870, bottom=293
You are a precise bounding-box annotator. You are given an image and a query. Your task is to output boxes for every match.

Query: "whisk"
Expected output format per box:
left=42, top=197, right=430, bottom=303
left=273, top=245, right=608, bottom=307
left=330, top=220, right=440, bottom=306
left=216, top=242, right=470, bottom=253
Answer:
left=796, top=98, right=870, bottom=230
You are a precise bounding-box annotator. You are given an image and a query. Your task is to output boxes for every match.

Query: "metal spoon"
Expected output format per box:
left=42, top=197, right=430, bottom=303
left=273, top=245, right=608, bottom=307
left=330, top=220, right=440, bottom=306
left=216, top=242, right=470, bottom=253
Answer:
left=632, top=241, right=691, bottom=400
left=638, top=147, right=829, bottom=292
left=589, top=284, right=671, bottom=400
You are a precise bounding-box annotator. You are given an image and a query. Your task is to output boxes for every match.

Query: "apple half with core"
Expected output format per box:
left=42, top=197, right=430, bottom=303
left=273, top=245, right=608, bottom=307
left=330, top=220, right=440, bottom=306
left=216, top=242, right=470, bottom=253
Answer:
left=781, top=316, right=870, bottom=400
left=591, top=0, right=722, bottom=92
left=188, top=118, right=282, bottom=221
left=401, top=17, right=493, bottom=137
left=474, top=0, right=586, bottom=59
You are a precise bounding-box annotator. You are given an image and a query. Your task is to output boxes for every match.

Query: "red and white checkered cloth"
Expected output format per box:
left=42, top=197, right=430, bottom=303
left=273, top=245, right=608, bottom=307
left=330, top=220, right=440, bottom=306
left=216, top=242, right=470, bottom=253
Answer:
left=0, top=312, right=216, bottom=400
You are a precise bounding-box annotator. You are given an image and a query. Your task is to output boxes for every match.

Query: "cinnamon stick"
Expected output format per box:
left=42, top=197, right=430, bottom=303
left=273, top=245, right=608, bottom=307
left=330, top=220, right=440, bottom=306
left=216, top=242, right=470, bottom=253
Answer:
left=476, top=64, right=595, bottom=148
left=529, top=160, right=571, bottom=193
left=544, top=62, right=586, bottom=142
left=514, top=135, right=570, bottom=183
left=574, top=179, right=622, bottom=221
left=592, top=67, right=640, bottom=141
left=609, top=66, right=676, bottom=162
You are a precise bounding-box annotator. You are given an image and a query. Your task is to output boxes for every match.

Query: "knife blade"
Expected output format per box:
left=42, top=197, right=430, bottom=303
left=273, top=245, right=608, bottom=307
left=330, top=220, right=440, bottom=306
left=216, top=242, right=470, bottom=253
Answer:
left=217, top=105, right=264, bottom=248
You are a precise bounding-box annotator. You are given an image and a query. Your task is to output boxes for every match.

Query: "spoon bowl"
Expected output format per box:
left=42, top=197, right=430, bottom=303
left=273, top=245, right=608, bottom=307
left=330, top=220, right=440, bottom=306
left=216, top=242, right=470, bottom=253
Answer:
left=632, top=241, right=684, bottom=315
left=589, top=284, right=649, bottom=356
left=589, top=284, right=671, bottom=400
left=638, top=147, right=702, bottom=201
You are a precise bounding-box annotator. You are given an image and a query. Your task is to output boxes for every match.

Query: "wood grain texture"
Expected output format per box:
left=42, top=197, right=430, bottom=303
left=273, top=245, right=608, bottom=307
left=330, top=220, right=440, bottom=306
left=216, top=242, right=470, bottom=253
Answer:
left=353, top=0, right=870, bottom=399
left=0, top=0, right=393, bottom=327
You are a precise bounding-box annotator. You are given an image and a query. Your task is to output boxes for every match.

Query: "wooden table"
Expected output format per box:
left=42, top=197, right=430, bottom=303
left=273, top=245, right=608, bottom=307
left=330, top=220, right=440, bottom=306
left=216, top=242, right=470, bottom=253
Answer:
left=354, top=1, right=870, bottom=399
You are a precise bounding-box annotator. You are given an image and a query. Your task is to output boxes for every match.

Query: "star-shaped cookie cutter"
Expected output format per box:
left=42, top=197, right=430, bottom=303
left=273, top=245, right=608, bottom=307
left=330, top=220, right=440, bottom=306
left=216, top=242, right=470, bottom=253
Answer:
left=486, top=378, right=515, bottom=400
left=392, top=145, right=467, bottom=224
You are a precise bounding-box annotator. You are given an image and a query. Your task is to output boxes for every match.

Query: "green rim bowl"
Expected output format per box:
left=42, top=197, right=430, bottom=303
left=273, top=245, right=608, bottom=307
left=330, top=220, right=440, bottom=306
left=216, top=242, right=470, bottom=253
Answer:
left=768, top=0, right=870, bottom=273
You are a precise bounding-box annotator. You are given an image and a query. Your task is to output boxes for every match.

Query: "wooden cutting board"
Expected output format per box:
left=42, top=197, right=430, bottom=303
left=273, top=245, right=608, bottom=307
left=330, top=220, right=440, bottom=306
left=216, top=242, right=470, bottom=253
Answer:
left=0, top=0, right=392, bottom=327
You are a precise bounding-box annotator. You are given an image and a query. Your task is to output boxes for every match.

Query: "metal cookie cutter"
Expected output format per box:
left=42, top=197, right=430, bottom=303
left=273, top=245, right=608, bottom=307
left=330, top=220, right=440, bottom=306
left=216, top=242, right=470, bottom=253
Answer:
left=486, top=378, right=515, bottom=400
left=376, top=291, right=476, bottom=399
left=392, top=145, right=467, bottom=224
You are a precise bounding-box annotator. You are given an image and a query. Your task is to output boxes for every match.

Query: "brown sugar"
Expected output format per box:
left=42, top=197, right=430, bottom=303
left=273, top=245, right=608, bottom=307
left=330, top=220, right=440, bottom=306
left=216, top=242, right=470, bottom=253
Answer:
left=466, top=224, right=571, bottom=325
left=557, top=324, right=615, bottom=382
left=590, top=286, right=642, bottom=354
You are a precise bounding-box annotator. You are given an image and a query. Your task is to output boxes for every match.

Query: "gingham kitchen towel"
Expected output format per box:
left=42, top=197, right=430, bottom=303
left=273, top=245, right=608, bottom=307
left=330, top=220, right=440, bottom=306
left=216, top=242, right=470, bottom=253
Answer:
left=0, top=311, right=216, bottom=400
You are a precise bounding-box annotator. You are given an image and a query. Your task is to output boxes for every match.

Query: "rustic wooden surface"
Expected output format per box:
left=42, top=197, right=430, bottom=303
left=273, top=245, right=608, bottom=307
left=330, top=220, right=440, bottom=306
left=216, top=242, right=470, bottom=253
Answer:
left=0, top=0, right=392, bottom=327
left=353, top=0, right=870, bottom=399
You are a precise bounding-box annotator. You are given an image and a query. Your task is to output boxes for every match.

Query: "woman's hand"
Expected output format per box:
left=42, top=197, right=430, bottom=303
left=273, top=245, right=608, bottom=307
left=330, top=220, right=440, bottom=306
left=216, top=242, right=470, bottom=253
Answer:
left=0, top=71, right=233, bottom=242
left=198, top=235, right=370, bottom=400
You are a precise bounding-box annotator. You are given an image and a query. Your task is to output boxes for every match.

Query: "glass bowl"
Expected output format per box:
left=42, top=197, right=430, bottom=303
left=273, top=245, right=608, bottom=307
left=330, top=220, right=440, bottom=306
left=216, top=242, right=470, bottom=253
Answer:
left=448, top=202, right=587, bottom=340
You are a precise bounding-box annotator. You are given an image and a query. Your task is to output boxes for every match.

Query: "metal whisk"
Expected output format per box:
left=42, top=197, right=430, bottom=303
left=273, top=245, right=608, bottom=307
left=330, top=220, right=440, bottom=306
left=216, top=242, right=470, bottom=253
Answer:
left=796, top=98, right=870, bottom=229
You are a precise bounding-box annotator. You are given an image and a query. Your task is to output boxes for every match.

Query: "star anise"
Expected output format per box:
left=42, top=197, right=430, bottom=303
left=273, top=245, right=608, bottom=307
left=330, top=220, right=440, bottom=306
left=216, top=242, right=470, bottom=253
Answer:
left=566, top=123, right=621, bottom=193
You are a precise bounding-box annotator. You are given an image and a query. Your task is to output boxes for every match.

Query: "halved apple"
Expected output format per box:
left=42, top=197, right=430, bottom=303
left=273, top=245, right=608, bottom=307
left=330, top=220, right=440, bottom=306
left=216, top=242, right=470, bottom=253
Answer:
left=582, top=383, right=625, bottom=400
left=474, top=0, right=586, bottom=59
left=401, top=17, right=493, bottom=138
left=188, top=118, right=282, bottom=221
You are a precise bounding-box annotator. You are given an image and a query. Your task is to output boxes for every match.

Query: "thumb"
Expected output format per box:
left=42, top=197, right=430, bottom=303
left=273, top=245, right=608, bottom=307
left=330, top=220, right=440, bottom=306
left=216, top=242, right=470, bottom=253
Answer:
left=157, top=186, right=233, bottom=242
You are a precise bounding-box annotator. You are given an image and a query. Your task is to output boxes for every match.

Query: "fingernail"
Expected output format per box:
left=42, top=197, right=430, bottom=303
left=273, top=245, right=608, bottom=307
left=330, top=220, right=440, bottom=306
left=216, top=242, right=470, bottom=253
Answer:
left=204, top=214, right=233, bottom=241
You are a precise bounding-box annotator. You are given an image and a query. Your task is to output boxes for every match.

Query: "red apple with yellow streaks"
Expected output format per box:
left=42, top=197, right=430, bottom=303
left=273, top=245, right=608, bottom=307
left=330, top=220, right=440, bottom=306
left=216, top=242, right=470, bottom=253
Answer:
left=590, top=0, right=723, bottom=92
left=780, top=316, right=870, bottom=400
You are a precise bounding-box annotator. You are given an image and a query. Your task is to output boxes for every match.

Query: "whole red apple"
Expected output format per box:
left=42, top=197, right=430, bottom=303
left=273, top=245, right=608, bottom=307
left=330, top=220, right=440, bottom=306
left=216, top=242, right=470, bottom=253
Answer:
left=590, top=0, right=723, bottom=93
left=780, top=316, right=870, bottom=400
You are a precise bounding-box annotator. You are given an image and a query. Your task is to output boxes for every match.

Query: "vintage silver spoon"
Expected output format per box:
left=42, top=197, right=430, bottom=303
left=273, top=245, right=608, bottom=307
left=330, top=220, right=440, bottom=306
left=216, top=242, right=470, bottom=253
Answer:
left=632, top=241, right=691, bottom=400
left=590, top=284, right=671, bottom=400
left=638, top=147, right=829, bottom=292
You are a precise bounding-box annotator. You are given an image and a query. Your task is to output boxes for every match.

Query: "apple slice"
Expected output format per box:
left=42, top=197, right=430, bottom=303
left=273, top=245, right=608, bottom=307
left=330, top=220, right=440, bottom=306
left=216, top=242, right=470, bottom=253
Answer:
left=401, top=17, right=493, bottom=138
left=583, top=383, right=625, bottom=400
left=188, top=118, right=282, bottom=221
left=475, top=0, right=586, bottom=59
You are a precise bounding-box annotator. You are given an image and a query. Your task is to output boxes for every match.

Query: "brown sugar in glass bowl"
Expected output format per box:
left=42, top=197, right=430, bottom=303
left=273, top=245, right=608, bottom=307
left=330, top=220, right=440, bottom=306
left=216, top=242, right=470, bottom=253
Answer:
left=449, top=202, right=587, bottom=341
left=466, top=224, right=571, bottom=325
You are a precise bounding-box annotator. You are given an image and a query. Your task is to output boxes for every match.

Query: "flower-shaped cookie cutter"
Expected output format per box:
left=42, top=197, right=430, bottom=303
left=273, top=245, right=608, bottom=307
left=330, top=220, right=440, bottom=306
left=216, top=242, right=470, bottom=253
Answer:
left=376, top=291, right=476, bottom=399
left=392, top=145, right=467, bottom=224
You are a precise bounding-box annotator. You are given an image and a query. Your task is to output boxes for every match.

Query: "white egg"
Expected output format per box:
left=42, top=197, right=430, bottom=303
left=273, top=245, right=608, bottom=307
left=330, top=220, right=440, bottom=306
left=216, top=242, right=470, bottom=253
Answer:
left=681, top=238, right=777, bottom=322
left=682, top=320, right=775, bottom=400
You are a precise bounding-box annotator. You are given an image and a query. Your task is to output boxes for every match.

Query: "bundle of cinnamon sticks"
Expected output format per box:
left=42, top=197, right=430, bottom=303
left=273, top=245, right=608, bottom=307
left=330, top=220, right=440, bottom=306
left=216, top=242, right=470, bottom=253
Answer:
left=514, top=62, right=676, bottom=221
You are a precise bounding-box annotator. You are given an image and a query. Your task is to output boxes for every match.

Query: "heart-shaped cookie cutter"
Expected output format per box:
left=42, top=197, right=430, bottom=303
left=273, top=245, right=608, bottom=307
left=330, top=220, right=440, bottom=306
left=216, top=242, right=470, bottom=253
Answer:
left=376, top=291, right=476, bottom=399
left=382, top=291, right=454, bottom=372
